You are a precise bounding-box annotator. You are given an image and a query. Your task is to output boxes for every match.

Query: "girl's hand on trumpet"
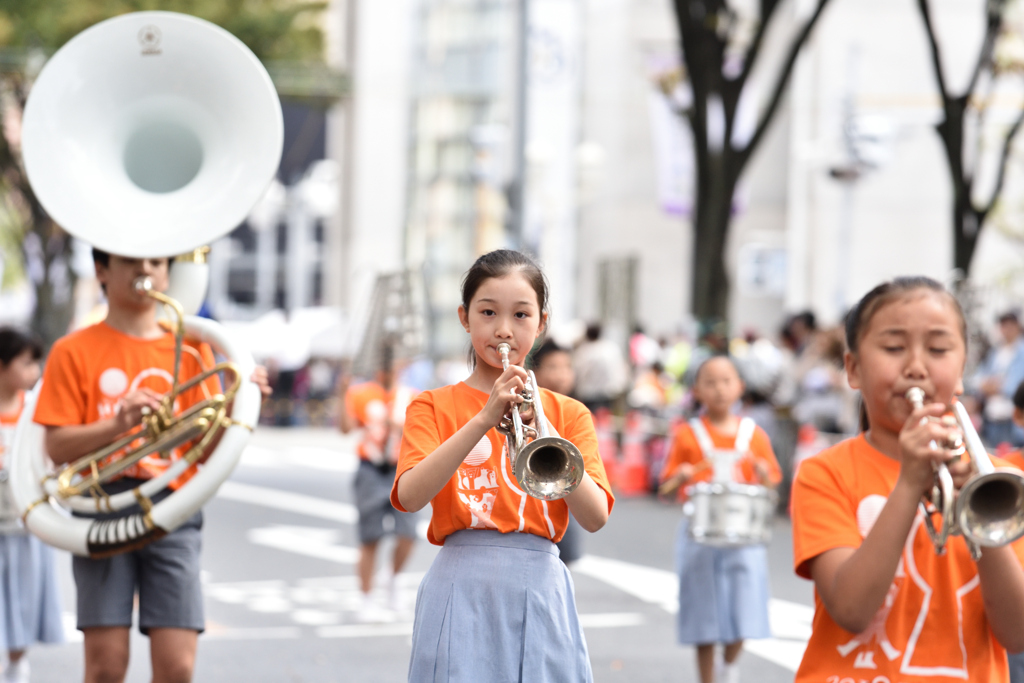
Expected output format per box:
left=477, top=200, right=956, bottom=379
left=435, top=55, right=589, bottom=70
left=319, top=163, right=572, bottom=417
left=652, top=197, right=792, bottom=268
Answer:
left=897, top=399, right=964, bottom=497
left=480, top=365, right=529, bottom=430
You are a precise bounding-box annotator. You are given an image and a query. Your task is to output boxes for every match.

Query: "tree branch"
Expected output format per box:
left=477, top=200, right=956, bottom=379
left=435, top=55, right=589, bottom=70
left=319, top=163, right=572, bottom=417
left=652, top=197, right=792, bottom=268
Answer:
left=917, top=0, right=951, bottom=100
left=981, top=107, right=1024, bottom=221
left=965, top=0, right=1003, bottom=96
left=736, top=0, right=831, bottom=167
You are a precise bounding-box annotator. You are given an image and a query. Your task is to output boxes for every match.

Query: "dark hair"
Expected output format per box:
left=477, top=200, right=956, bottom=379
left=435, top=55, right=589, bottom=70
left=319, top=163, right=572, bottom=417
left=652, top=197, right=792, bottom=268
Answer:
left=461, top=250, right=548, bottom=367
left=845, top=276, right=967, bottom=430
left=585, top=323, right=602, bottom=342
left=998, top=310, right=1021, bottom=326
left=92, top=247, right=110, bottom=267
left=531, top=340, right=569, bottom=369
left=461, top=249, right=547, bottom=313
left=1013, top=379, right=1024, bottom=411
left=693, top=353, right=742, bottom=385
left=0, top=327, right=43, bottom=366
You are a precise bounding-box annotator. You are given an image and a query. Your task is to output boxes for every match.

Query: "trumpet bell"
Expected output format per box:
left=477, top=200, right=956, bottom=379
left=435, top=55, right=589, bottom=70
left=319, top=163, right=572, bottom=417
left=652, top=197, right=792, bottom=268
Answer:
left=21, top=11, right=283, bottom=257
left=513, top=436, right=585, bottom=502
left=957, top=469, right=1024, bottom=548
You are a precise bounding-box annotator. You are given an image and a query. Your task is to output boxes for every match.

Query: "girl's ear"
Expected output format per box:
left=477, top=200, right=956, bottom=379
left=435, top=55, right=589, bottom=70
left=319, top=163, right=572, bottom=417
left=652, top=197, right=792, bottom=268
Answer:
left=844, top=350, right=861, bottom=390
left=458, top=305, right=470, bottom=332
left=538, top=311, right=549, bottom=337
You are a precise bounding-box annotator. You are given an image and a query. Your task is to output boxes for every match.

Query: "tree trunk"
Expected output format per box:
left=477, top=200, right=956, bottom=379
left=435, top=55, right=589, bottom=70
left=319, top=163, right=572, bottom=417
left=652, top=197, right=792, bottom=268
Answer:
left=690, top=152, right=736, bottom=321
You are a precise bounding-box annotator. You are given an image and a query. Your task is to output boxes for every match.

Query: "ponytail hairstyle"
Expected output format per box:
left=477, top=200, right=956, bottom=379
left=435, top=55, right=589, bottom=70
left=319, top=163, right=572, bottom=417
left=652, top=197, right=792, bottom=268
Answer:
left=460, top=250, right=549, bottom=368
left=844, top=276, right=967, bottom=431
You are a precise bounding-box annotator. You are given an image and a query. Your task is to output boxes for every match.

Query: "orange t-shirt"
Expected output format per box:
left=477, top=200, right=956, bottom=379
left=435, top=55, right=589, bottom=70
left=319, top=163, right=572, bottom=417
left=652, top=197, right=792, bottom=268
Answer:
left=1001, top=450, right=1024, bottom=472
left=34, top=322, right=221, bottom=483
left=345, top=382, right=417, bottom=464
left=791, top=434, right=1024, bottom=682
left=392, top=382, right=614, bottom=545
left=660, top=416, right=782, bottom=496
left=0, top=391, right=24, bottom=468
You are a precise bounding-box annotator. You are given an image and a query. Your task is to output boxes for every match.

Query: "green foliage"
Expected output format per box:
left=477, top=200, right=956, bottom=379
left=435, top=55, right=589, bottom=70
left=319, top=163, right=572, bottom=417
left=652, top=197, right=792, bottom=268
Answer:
left=0, top=0, right=327, bottom=61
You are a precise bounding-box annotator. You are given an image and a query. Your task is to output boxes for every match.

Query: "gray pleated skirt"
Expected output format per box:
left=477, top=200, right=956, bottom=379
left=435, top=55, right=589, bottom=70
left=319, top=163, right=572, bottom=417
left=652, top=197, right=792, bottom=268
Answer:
left=408, top=529, right=593, bottom=683
left=0, top=533, right=64, bottom=650
left=675, top=520, right=771, bottom=645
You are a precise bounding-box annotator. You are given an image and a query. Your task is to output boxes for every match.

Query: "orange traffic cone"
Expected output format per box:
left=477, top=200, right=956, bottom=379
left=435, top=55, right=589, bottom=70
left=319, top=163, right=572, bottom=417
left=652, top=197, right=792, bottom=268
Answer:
left=617, top=411, right=650, bottom=496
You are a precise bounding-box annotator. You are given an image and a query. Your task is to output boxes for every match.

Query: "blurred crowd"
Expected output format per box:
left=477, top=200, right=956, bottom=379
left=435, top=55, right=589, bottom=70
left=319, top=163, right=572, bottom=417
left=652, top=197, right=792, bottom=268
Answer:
left=259, top=306, right=1024, bottom=504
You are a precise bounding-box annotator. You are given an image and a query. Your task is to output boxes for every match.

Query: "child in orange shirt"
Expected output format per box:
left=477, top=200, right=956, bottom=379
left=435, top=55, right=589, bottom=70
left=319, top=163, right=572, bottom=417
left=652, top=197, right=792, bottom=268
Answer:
left=790, top=276, right=1024, bottom=682
left=392, top=249, right=614, bottom=682
left=34, top=250, right=268, bottom=683
left=337, top=346, right=418, bottom=620
left=659, top=355, right=781, bottom=683
left=0, top=329, right=62, bottom=683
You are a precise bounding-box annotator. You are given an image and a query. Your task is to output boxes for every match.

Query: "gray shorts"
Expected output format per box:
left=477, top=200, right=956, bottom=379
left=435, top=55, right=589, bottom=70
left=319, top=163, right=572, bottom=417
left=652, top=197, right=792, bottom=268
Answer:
left=354, top=461, right=417, bottom=544
left=72, top=479, right=204, bottom=635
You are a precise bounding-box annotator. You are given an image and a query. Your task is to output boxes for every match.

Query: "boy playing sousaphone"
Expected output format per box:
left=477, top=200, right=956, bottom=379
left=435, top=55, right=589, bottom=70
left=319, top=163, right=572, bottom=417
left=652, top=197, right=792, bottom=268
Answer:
left=35, top=250, right=269, bottom=683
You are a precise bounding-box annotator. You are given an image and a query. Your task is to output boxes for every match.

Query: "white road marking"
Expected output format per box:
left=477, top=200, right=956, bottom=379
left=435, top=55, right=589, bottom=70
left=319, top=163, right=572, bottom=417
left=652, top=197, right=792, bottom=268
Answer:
left=215, top=478, right=813, bottom=658
left=572, top=554, right=813, bottom=672
left=247, top=525, right=359, bottom=564
left=577, top=612, right=645, bottom=628
left=317, top=623, right=413, bottom=638
left=218, top=481, right=358, bottom=524
left=206, top=626, right=303, bottom=640
left=240, top=445, right=359, bottom=473
left=218, top=479, right=431, bottom=539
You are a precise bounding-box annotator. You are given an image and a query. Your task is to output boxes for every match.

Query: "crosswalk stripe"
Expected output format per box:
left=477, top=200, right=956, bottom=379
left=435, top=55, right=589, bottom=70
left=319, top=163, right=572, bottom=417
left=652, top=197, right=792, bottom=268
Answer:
left=572, top=554, right=812, bottom=672
left=217, top=481, right=358, bottom=524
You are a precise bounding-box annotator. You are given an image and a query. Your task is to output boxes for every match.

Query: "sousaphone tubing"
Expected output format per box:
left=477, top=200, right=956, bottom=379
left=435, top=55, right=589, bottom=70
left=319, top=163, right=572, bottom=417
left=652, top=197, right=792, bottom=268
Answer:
left=10, top=11, right=283, bottom=558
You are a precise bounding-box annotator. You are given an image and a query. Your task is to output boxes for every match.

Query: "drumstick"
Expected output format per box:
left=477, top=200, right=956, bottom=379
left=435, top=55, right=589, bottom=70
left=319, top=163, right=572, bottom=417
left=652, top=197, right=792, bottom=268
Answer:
left=658, top=461, right=711, bottom=496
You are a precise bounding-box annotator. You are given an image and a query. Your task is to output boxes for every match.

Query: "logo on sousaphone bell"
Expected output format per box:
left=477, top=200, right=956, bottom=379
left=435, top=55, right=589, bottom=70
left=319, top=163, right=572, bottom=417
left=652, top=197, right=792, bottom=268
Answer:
left=138, top=25, right=162, bottom=56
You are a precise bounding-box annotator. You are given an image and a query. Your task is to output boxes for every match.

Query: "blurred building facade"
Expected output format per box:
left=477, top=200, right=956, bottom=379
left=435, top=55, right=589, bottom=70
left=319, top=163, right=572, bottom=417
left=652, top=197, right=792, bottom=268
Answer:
left=258, top=0, right=1024, bottom=365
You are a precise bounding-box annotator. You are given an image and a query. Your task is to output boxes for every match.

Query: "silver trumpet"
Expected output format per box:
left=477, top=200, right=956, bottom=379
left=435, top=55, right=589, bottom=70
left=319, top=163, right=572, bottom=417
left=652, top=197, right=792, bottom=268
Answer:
left=496, top=343, right=585, bottom=501
left=906, top=387, right=1024, bottom=559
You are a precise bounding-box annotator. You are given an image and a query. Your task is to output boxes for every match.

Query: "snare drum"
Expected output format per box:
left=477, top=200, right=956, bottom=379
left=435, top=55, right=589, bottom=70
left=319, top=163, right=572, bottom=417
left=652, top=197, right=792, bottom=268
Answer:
left=684, top=482, right=777, bottom=546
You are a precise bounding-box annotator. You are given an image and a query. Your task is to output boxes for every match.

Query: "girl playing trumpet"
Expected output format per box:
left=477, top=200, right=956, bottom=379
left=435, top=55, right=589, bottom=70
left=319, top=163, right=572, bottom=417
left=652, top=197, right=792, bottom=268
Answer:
left=790, top=276, right=1024, bottom=682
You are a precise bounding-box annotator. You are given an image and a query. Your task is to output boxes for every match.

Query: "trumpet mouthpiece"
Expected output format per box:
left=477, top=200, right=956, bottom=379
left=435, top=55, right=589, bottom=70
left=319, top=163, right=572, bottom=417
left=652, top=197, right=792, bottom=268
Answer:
left=133, top=277, right=154, bottom=293
left=906, top=387, right=925, bottom=407
left=496, top=343, right=511, bottom=371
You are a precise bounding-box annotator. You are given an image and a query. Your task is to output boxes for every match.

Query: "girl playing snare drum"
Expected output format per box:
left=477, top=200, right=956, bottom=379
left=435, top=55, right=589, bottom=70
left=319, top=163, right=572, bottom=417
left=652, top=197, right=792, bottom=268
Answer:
left=660, top=355, right=781, bottom=683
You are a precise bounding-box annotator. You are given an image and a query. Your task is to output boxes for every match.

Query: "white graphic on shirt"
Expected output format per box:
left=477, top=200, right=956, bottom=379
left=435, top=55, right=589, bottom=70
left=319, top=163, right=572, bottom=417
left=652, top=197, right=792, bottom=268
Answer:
left=899, top=513, right=973, bottom=679
left=96, top=366, right=178, bottom=420
left=464, top=435, right=492, bottom=466
left=99, top=368, right=129, bottom=397
left=456, top=435, right=500, bottom=529
left=834, top=495, right=978, bottom=679
left=837, top=495, right=903, bottom=666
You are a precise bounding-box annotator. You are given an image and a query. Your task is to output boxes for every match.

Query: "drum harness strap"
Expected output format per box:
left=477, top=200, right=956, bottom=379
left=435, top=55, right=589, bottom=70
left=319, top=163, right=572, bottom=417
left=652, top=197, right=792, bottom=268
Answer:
left=689, top=417, right=755, bottom=482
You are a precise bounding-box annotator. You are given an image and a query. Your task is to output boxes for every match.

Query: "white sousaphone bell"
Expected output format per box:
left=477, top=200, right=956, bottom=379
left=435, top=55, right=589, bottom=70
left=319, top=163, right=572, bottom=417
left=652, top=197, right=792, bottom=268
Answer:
left=10, top=11, right=283, bottom=558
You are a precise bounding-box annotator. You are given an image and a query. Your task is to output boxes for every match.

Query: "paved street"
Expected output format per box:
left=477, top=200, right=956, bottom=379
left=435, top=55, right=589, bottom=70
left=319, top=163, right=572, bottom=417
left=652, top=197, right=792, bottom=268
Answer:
left=29, top=427, right=813, bottom=682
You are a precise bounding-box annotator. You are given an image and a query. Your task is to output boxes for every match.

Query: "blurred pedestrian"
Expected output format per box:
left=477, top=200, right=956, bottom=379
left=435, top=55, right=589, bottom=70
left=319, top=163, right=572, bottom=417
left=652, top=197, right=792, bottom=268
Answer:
left=337, top=347, right=419, bottom=621
left=629, top=325, right=661, bottom=370
left=531, top=340, right=585, bottom=565
left=970, top=310, right=1024, bottom=449
left=659, top=355, right=781, bottom=683
left=0, top=328, right=63, bottom=683
left=573, top=323, right=629, bottom=413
